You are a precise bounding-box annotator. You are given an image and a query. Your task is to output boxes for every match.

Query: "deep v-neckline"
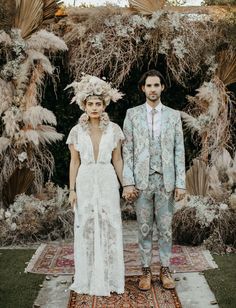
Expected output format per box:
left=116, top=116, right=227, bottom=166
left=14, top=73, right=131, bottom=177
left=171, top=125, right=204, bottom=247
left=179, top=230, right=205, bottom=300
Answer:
left=87, top=131, right=104, bottom=163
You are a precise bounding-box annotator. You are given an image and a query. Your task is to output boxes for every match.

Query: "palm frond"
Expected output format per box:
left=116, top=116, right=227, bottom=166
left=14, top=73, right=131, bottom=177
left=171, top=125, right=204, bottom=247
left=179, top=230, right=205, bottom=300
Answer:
left=15, top=0, right=44, bottom=39
left=216, top=48, right=236, bottom=86
left=42, top=0, right=62, bottom=24
left=14, top=0, right=61, bottom=39
left=128, top=0, right=165, bottom=15
left=23, top=106, right=57, bottom=128
left=27, top=30, right=68, bottom=52
left=186, top=159, right=209, bottom=196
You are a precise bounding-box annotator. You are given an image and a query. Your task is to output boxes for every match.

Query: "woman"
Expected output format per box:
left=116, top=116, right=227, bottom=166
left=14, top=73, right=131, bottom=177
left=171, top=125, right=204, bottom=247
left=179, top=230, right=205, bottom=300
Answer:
left=66, top=75, right=125, bottom=296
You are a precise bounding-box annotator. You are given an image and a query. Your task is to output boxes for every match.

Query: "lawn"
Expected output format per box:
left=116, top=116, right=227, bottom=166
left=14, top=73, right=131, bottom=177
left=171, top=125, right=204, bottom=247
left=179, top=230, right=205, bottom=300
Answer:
left=0, top=249, right=45, bottom=308
left=204, top=253, right=236, bottom=308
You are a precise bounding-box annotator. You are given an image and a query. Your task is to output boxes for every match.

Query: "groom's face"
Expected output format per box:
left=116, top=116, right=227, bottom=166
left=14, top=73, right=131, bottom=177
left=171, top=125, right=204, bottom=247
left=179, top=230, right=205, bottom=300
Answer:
left=142, top=76, right=164, bottom=103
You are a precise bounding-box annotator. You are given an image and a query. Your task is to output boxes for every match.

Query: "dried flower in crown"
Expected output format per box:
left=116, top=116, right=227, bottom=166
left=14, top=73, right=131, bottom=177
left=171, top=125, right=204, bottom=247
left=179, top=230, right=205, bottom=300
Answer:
left=65, top=74, right=123, bottom=110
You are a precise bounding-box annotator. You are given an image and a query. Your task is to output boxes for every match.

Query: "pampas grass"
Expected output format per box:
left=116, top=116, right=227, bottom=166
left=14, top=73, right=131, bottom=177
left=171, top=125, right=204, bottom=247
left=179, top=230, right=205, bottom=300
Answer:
left=22, top=106, right=57, bottom=128
left=0, top=137, right=11, bottom=154
left=27, top=29, right=68, bottom=52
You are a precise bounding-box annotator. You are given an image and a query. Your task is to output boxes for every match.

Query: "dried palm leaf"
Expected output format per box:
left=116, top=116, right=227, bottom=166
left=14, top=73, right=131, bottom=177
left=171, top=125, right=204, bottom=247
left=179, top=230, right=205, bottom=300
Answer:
left=216, top=48, right=236, bottom=86
left=42, top=0, right=62, bottom=24
left=15, top=0, right=44, bottom=39
left=0, top=0, right=16, bottom=31
left=186, top=159, right=209, bottom=196
left=14, top=0, right=61, bottom=39
left=2, top=167, right=35, bottom=206
left=128, top=0, right=165, bottom=15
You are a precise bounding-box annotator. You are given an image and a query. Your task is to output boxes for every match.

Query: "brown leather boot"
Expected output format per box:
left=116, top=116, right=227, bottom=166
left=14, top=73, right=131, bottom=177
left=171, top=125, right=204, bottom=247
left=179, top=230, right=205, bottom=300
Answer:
left=160, top=266, right=175, bottom=289
left=138, top=267, right=152, bottom=291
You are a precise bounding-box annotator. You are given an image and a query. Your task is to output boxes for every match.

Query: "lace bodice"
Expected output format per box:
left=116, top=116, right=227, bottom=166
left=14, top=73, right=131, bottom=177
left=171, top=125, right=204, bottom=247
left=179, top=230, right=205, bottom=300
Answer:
left=66, top=122, right=124, bottom=164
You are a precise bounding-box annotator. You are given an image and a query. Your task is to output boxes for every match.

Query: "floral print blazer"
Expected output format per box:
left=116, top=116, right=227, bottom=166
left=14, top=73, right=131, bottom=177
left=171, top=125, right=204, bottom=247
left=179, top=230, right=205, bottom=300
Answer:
left=122, top=103, right=185, bottom=192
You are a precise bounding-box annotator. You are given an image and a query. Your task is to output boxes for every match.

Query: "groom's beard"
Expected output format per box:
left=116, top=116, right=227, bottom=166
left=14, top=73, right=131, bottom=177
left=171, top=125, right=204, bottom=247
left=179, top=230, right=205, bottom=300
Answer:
left=146, top=94, right=160, bottom=102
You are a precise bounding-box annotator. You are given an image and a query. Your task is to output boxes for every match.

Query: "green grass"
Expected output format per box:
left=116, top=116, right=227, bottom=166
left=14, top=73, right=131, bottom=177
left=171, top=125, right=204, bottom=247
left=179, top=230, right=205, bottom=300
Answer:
left=204, top=254, right=236, bottom=308
left=0, top=249, right=45, bottom=308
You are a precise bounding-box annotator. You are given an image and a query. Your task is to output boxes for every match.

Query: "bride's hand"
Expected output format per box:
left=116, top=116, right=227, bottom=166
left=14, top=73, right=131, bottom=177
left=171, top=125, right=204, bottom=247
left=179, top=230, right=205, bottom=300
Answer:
left=69, top=191, right=77, bottom=208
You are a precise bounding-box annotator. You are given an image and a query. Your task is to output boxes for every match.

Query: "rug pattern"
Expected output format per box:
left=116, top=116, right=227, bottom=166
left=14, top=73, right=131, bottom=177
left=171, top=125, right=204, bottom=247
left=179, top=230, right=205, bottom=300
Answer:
left=25, top=242, right=217, bottom=275
left=67, top=276, right=182, bottom=308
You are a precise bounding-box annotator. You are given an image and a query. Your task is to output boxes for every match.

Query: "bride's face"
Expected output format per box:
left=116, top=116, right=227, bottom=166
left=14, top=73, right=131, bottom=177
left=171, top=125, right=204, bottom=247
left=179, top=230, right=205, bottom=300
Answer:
left=85, top=96, right=105, bottom=119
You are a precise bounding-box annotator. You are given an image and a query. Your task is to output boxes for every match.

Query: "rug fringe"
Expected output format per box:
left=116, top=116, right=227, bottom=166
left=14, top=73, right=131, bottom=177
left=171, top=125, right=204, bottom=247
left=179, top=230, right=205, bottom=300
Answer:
left=201, top=248, right=218, bottom=269
left=24, top=243, right=47, bottom=273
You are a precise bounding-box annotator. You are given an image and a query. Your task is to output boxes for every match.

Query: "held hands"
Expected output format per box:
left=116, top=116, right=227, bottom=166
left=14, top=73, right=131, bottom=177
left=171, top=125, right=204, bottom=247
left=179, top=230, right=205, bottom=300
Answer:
left=122, top=185, right=139, bottom=203
left=69, top=191, right=77, bottom=208
left=174, top=188, right=186, bottom=202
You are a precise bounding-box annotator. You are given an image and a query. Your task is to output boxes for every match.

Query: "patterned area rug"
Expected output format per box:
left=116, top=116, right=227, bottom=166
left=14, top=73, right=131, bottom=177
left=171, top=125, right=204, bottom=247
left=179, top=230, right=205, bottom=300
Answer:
left=67, top=276, right=182, bottom=308
left=25, top=242, right=217, bottom=275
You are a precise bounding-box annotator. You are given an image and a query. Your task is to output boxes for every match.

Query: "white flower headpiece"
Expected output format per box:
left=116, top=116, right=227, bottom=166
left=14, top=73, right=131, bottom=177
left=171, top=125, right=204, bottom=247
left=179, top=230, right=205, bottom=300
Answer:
left=65, top=74, right=123, bottom=110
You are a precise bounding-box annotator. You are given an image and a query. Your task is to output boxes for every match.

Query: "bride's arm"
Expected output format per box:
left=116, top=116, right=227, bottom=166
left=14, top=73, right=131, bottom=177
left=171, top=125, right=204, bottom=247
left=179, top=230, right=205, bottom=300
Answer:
left=68, top=145, right=80, bottom=206
left=112, top=140, right=123, bottom=186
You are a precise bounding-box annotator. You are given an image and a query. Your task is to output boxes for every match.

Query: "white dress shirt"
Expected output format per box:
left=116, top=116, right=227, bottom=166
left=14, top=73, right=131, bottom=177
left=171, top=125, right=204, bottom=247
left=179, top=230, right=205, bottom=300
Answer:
left=146, top=102, right=162, bottom=139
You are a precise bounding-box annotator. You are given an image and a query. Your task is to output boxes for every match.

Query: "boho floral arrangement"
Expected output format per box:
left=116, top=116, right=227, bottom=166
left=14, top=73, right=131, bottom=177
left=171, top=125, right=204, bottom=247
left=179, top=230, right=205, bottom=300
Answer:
left=0, top=0, right=67, bottom=207
left=0, top=182, right=73, bottom=246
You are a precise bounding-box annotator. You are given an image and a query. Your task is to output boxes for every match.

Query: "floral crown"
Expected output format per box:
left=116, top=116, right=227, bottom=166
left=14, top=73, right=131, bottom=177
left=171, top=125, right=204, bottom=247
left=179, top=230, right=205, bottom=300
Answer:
left=65, top=74, right=123, bottom=110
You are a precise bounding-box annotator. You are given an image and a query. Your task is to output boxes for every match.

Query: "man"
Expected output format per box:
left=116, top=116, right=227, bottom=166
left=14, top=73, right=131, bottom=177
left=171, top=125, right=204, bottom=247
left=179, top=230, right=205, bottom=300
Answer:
left=122, top=70, right=185, bottom=290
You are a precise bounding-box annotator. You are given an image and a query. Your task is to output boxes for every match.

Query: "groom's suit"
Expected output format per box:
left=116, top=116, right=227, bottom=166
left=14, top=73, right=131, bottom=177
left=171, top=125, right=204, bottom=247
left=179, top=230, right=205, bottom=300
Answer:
left=123, top=103, right=185, bottom=267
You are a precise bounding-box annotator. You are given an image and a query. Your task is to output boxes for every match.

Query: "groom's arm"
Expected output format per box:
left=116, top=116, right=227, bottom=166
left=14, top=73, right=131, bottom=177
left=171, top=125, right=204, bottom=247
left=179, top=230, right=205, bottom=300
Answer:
left=122, top=109, right=135, bottom=186
left=174, top=112, right=186, bottom=190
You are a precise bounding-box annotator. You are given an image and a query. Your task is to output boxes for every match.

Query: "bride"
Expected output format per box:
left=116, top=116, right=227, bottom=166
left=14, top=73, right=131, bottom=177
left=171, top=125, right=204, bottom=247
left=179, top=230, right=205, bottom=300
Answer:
left=66, top=75, right=125, bottom=296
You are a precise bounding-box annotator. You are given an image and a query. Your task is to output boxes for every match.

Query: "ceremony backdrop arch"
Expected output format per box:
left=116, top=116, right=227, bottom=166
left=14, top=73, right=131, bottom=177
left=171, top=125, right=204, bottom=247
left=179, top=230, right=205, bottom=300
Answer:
left=0, top=0, right=236, bottom=250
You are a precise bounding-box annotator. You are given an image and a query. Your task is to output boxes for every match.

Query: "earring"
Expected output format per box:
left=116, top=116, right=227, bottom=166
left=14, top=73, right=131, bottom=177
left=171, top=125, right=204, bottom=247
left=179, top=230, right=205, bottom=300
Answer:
left=79, top=112, right=89, bottom=130
left=99, top=112, right=110, bottom=130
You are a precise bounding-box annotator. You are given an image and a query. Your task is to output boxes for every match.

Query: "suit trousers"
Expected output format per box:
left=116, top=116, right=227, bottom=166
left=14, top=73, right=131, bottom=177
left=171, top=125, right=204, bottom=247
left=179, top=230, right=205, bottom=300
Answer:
left=135, top=173, right=174, bottom=267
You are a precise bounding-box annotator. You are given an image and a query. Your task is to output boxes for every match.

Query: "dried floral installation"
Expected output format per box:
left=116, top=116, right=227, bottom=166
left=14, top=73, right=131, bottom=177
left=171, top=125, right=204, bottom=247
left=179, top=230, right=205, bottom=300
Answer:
left=0, top=0, right=68, bottom=207
left=0, top=0, right=236, bottom=248
left=0, top=182, right=73, bottom=245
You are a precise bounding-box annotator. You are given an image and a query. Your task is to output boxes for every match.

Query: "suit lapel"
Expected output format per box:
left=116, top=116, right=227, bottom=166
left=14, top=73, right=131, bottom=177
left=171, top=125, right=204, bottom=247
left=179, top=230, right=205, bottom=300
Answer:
left=161, top=105, right=168, bottom=146
left=140, top=104, right=150, bottom=141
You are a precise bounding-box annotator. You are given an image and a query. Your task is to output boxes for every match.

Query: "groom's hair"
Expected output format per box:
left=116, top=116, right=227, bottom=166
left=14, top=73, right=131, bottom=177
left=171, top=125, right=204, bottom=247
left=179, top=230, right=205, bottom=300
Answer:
left=138, top=70, right=167, bottom=92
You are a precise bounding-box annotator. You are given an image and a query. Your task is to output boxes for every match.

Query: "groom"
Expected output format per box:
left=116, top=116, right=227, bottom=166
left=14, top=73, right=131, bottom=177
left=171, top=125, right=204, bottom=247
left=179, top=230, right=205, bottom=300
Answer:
left=122, top=70, right=185, bottom=290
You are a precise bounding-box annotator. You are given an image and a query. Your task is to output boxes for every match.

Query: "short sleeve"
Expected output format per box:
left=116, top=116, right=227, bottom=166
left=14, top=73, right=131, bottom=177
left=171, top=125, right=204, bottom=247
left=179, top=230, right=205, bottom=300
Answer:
left=66, top=126, right=78, bottom=145
left=113, top=123, right=125, bottom=149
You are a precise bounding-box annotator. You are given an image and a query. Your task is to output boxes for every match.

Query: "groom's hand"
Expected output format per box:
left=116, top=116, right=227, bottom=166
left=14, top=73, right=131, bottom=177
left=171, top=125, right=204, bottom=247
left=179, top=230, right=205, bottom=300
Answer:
left=122, top=186, right=139, bottom=203
left=174, top=188, right=186, bottom=202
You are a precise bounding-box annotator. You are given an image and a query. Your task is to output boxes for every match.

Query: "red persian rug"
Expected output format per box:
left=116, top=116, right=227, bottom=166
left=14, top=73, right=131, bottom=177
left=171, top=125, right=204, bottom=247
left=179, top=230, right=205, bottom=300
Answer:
left=67, top=277, right=182, bottom=308
left=25, top=242, right=217, bottom=275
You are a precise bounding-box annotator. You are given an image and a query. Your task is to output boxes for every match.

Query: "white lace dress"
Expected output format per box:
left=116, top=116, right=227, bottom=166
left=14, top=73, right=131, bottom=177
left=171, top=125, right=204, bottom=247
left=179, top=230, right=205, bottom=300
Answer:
left=66, top=121, right=125, bottom=296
